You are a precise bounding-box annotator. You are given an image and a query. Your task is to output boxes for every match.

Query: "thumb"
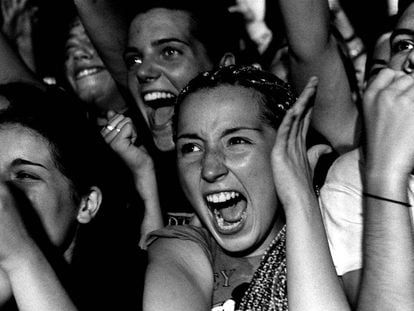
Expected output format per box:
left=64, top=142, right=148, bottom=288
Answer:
left=307, top=144, right=333, bottom=177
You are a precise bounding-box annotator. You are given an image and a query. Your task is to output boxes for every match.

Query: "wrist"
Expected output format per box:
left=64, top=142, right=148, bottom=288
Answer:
left=364, top=169, right=410, bottom=195
left=2, top=243, right=43, bottom=276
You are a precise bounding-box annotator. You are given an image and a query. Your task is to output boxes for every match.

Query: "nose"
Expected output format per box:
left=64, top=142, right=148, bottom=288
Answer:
left=72, top=45, right=94, bottom=61
left=201, top=149, right=228, bottom=183
left=403, top=49, right=414, bottom=73
left=136, top=56, right=160, bottom=84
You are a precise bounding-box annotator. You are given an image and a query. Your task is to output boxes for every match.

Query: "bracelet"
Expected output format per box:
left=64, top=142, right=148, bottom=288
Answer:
left=363, top=192, right=412, bottom=207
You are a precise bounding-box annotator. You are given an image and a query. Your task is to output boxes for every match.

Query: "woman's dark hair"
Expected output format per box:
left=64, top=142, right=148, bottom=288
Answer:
left=132, top=0, right=242, bottom=64
left=0, top=82, right=108, bottom=201
left=173, top=64, right=296, bottom=139
left=0, top=82, right=144, bottom=309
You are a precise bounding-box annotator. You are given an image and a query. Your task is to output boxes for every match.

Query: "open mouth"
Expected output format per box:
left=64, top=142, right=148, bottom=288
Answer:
left=143, top=91, right=176, bottom=108
left=75, top=66, right=105, bottom=80
left=144, top=91, right=177, bottom=131
left=206, top=191, right=247, bottom=234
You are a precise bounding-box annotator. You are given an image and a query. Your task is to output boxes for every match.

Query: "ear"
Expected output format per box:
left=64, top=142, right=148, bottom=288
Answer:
left=77, top=186, right=102, bottom=224
left=219, top=52, right=236, bottom=67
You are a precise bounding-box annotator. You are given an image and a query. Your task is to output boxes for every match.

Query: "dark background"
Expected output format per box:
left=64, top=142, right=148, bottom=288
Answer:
left=30, top=0, right=393, bottom=81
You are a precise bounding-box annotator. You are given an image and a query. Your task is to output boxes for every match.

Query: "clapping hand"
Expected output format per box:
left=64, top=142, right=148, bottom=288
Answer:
left=271, top=77, right=331, bottom=210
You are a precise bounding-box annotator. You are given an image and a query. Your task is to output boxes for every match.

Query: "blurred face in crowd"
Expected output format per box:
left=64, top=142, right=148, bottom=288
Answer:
left=125, top=8, right=216, bottom=152
left=388, top=3, right=414, bottom=73
left=64, top=18, right=120, bottom=111
left=176, top=85, right=281, bottom=257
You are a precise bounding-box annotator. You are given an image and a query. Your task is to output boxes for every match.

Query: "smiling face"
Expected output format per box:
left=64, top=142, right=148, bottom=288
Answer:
left=125, top=8, right=215, bottom=152
left=176, top=85, right=281, bottom=256
left=64, top=18, right=119, bottom=108
left=388, top=3, right=414, bottom=72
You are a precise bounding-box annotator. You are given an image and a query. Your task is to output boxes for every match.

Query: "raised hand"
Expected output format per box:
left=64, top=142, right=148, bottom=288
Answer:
left=228, top=0, right=272, bottom=54
left=101, top=111, right=154, bottom=177
left=271, top=77, right=331, bottom=208
left=363, top=68, right=414, bottom=177
left=228, top=0, right=265, bottom=23
left=101, top=111, right=163, bottom=245
left=1, top=0, right=38, bottom=71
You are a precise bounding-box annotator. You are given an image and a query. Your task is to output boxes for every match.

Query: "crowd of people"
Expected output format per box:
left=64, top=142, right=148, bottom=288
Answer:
left=0, top=0, right=412, bottom=310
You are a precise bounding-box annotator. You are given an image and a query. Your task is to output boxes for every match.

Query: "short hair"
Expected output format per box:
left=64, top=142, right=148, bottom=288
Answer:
left=131, top=0, right=242, bottom=64
left=173, top=64, right=296, bottom=138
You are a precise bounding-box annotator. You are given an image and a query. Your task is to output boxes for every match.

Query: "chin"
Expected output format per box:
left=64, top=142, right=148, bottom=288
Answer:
left=214, top=228, right=255, bottom=254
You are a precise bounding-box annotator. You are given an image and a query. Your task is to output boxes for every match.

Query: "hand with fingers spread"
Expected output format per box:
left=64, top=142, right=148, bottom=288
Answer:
left=271, top=76, right=349, bottom=310
left=363, top=68, right=414, bottom=177
left=101, top=111, right=163, bottom=247
left=271, top=76, right=331, bottom=209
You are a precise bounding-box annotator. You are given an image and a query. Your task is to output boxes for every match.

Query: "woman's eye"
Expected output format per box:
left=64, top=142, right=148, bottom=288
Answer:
left=180, top=143, right=201, bottom=154
left=124, top=55, right=143, bottom=69
left=15, top=171, right=38, bottom=180
left=391, top=39, right=414, bottom=54
left=162, top=47, right=180, bottom=58
left=228, top=137, right=250, bottom=146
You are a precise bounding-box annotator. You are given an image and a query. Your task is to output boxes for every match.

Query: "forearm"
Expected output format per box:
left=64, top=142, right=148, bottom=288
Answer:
left=5, top=246, right=77, bottom=311
left=278, top=0, right=331, bottom=60
left=74, top=0, right=130, bottom=88
left=134, top=169, right=164, bottom=249
left=357, top=172, right=414, bottom=310
left=285, top=192, right=350, bottom=311
left=278, top=0, right=359, bottom=153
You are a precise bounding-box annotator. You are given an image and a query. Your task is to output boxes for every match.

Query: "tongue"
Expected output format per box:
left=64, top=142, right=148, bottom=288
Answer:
left=153, top=106, right=175, bottom=126
left=218, top=200, right=246, bottom=223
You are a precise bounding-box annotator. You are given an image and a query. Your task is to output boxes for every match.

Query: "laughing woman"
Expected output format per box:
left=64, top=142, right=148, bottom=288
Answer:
left=143, top=65, right=350, bottom=311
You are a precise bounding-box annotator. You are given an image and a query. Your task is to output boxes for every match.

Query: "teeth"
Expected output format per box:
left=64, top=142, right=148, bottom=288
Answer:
left=206, top=191, right=240, bottom=204
left=143, top=92, right=175, bottom=101
left=76, top=68, right=99, bottom=79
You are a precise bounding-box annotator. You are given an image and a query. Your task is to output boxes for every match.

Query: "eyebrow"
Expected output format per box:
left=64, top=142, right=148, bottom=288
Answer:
left=390, top=28, right=414, bottom=43
left=176, top=126, right=262, bottom=141
left=11, top=158, right=47, bottom=169
left=124, top=38, right=190, bottom=55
